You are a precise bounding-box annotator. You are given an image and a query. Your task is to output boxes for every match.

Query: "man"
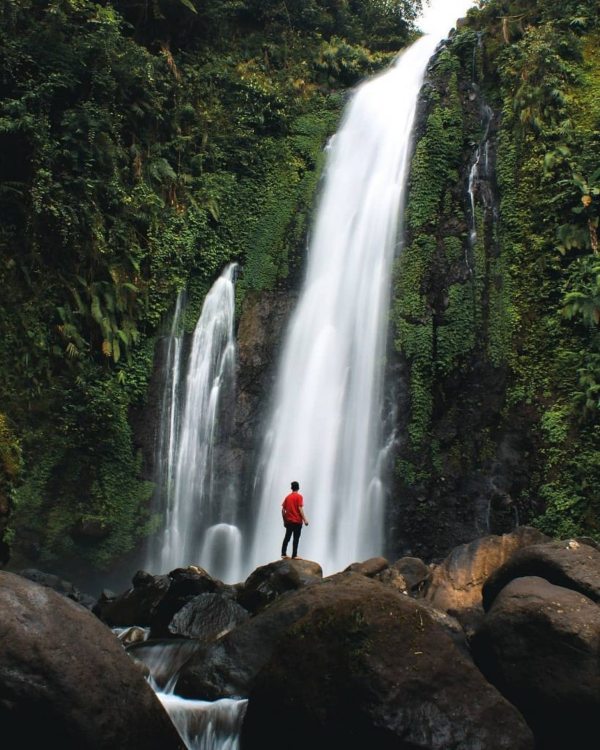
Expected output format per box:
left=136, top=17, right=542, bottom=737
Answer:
left=281, top=481, right=309, bottom=559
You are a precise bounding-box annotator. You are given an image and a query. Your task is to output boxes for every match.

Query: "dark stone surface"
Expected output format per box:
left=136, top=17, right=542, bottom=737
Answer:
left=482, top=538, right=600, bottom=610
left=237, top=557, right=322, bottom=614
left=425, top=527, right=549, bottom=635
left=344, top=556, right=389, bottom=577
left=19, top=567, right=96, bottom=609
left=93, top=569, right=170, bottom=627
left=149, top=566, right=221, bottom=637
left=471, top=575, right=600, bottom=750
left=0, top=571, right=185, bottom=750
left=376, top=556, right=432, bottom=595
left=241, top=572, right=534, bottom=750
left=168, top=592, right=249, bottom=641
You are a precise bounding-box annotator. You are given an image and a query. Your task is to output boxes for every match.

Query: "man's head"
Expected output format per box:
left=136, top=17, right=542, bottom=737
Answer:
left=291, top=481, right=299, bottom=491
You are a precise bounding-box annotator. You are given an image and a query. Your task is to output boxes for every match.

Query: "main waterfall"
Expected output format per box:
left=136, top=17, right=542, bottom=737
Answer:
left=248, top=0, right=475, bottom=575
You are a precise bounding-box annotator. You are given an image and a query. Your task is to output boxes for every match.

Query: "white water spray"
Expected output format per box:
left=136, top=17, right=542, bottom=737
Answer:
left=149, top=264, right=241, bottom=581
left=248, top=0, right=475, bottom=575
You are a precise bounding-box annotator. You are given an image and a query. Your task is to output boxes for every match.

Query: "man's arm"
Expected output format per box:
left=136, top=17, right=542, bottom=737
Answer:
left=300, top=506, right=309, bottom=526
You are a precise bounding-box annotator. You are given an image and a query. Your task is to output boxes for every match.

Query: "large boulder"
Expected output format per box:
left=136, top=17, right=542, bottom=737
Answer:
left=482, top=538, right=600, bottom=610
left=168, top=593, right=249, bottom=641
left=236, top=558, right=322, bottom=614
left=0, top=571, right=184, bottom=750
left=241, top=573, right=534, bottom=750
left=93, top=569, right=170, bottom=627
left=149, top=566, right=222, bottom=637
left=344, top=556, right=389, bottom=577
left=471, top=576, right=600, bottom=749
left=425, top=526, right=548, bottom=633
left=176, top=577, right=318, bottom=700
left=376, top=556, right=432, bottom=596
left=18, top=568, right=96, bottom=609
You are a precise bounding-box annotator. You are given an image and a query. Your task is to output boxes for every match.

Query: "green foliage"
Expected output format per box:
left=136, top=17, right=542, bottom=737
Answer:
left=0, top=0, right=416, bottom=569
left=473, top=0, right=600, bottom=539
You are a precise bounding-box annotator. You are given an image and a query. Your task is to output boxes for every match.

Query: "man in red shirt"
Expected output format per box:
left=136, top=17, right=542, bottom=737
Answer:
left=281, top=481, right=309, bottom=559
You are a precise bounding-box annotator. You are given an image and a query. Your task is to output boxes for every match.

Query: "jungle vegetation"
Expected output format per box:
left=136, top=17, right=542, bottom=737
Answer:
left=0, top=0, right=422, bottom=572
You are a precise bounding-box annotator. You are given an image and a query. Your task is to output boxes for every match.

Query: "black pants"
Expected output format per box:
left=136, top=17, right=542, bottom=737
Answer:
left=282, top=522, right=302, bottom=558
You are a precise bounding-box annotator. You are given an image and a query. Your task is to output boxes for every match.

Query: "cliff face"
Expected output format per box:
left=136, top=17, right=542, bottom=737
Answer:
left=388, top=0, right=600, bottom=562
left=2, top=0, right=599, bottom=577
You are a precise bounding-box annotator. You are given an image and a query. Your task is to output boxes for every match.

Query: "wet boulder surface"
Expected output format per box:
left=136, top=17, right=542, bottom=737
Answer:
left=236, top=557, right=323, bottom=614
left=241, top=572, right=534, bottom=750
left=482, top=537, right=600, bottom=609
left=425, top=526, right=549, bottom=634
left=472, top=539, right=600, bottom=750
left=0, top=571, right=184, bottom=750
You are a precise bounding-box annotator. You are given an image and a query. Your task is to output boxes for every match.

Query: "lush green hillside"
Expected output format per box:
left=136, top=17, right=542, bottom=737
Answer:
left=0, top=0, right=422, bottom=572
left=391, top=0, right=600, bottom=557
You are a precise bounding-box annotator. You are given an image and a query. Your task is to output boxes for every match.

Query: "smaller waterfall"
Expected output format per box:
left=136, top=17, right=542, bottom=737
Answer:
left=467, top=100, right=494, bottom=249
left=128, top=639, right=247, bottom=750
left=148, top=264, right=242, bottom=582
left=146, top=291, right=186, bottom=569
left=159, top=695, right=248, bottom=750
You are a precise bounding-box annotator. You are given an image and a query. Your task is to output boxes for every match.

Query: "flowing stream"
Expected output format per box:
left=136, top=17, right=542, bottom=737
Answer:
left=128, top=639, right=247, bottom=750
left=248, top=0, right=476, bottom=575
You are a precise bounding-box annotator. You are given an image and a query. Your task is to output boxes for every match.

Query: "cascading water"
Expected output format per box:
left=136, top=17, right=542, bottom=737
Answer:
left=146, top=290, right=186, bottom=570
left=147, top=263, right=242, bottom=582
left=248, top=0, right=476, bottom=576
left=128, top=639, right=247, bottom=750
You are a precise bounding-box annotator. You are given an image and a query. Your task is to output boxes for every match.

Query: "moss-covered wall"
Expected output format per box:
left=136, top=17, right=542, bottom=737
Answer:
left=389, top=0, right=600, bottom=561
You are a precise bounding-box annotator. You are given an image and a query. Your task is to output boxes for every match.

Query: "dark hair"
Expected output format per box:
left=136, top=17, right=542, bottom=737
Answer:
left=291, top=481, right=299, bottom=491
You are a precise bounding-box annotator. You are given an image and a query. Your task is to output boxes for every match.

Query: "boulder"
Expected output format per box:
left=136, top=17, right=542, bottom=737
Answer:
left=236, top=558, right=322, bottom=614
left=376, top=556, right=431, bottom=596
left=18, top=568, right=96, bottom=609
left=150, top=566, right=221, bottom=637
left=344, top=556, right=389, bottom=577
left=482, top=538, right=600, bottom=610
left=117, top=625, right=150, bottom=646
left=471, top=576, right=600, bottom=749
left=425, top=526, right=548, bottom=634
left=168, top=593, right=249, bottom=641
left=0, top=571, right=184, bottom=750
left=241, top=573, right=534, bottom=750
left=176, top=581, right=316, bottom=700
left=93, top=569, right=170, bottom=627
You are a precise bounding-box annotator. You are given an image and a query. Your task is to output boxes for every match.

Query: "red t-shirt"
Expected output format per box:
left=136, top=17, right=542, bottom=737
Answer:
left=282, top=491, right=304, bottom=524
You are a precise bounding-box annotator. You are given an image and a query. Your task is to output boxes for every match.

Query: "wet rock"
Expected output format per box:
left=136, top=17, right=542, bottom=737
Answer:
left=344, top=556, right=389, bottom=577
left=94, top=569, right=170, bottom=627
left=150, top=565, right=221, bottom=637
left=18, top=568, right=96, bottom=609
left=241, top=573, right=534, bottom=750
left=236, top=558, right=322, bottom=614
left=425, top=526, right=548, bottom=634
left=0, top=571, right=184, bottom=750
left=168, top=593, right=249, bottom=642
left=117, top=625, right=150, bottom=646
left=471, top=576, right=600, bottom=749
left=376, top=556, right=431, bottom=596
left=482, top=538, right=600, bottom=610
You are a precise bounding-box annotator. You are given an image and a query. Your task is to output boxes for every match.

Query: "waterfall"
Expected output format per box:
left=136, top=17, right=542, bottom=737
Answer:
left=147, top=264, right=241, bottom=582
left=468, top=101, right=494, bottom=249
left=128, top=639, right=247, bottom=750
left=247, top=0, right=476, bottom=575
left=159, top=695, right=248, bottom=750
left=146, top=290, right=186, bottom=571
